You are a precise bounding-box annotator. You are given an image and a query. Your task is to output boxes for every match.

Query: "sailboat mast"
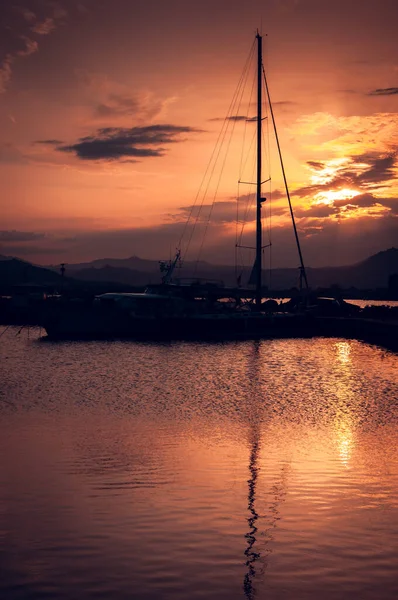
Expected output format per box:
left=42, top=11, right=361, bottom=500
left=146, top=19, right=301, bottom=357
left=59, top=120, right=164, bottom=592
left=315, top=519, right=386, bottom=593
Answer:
left=255, top=32, right=262, bottom=309
left=262, top=66, right=309, bottom=291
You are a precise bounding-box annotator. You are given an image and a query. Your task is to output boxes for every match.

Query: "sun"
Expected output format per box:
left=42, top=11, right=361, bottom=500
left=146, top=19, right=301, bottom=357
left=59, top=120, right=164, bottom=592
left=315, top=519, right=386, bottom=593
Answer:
left=314, top=188, right=361, bottom=206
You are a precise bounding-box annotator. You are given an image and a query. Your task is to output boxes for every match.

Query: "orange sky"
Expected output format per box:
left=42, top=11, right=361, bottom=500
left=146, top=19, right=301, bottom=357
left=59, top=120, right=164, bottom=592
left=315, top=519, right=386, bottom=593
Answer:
left=0, top=0, right=397, bottom=267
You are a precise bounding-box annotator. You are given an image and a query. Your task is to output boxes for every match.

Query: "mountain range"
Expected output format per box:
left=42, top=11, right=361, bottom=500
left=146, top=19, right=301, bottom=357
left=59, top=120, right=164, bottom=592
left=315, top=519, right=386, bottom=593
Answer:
left=1, top=248, right=397, bottom=292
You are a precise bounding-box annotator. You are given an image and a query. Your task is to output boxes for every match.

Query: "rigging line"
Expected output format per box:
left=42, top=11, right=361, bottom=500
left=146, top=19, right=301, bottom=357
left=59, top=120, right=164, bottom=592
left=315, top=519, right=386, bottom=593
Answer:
left=192, top=46, right=256, bottom=268
left=262, top=64, right=309, bottom=290
left=181, top=107, right=238, bottom=258
left=265, top=84, right=272, bottom=244
left=0, top=325, right=11, bottom=339
left=182, top=41, right=256, bottom=261
left=188, top=97, right=242, bottom=265
left=240, top=117, right=258, bottom=180
left=237, top=52, right=256, bottom=271
left=239, top=61, right=257, bottom=182
left=181, top=41, right=255, bottom=254
left=183, top=103, right=240, bottom=261
left=261, top=120, right=271, bottom=245
left=239, top=190, right=255, bottom=246
left=238, top=155, right=257, bottom=245
left=260, top=72, right=271, bottom=221
left=263, top=73, right=273, bottom=289
left=237, top=126, right=257, bottom=248
left=235, top=179, right=240, bottom=281
left=195, top=105, right=243, bottom=269
left=238, top=62, right=258, bottom=184
left=236, top=46, right=256, bottom=268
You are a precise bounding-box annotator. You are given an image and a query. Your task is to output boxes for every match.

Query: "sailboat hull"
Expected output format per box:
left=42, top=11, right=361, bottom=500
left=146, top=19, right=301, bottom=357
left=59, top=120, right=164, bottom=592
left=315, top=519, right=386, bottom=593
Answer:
left=43, top=304, right=310, bottom=341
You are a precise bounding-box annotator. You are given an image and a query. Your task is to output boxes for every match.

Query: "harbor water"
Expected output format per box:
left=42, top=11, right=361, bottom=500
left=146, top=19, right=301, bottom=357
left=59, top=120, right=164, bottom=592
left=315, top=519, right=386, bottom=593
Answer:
left=1, top=327, right=397, bottom=599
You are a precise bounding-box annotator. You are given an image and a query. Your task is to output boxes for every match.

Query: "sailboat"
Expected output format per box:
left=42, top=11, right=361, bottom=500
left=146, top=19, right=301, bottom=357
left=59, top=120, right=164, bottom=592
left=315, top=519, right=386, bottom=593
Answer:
left=43, top=33, right=310, bottom=340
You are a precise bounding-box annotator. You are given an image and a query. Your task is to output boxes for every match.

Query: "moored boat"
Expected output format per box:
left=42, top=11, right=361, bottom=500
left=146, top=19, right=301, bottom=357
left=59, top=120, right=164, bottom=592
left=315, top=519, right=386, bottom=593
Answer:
left=43, top=32, right=310, bottom=341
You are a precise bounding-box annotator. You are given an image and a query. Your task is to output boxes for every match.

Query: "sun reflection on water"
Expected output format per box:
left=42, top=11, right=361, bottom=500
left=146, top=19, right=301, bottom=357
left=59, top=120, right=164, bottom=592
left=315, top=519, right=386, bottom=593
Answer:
left=335, top=341, right=352, bottom=365
left=334, top=419, right=354, bottom=467
left=333, top=341, right=355, bottom=467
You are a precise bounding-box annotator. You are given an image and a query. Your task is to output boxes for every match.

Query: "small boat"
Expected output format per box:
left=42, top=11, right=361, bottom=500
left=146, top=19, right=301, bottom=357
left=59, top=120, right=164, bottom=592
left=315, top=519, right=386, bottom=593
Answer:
left=43, top=32, right=310, bottom=340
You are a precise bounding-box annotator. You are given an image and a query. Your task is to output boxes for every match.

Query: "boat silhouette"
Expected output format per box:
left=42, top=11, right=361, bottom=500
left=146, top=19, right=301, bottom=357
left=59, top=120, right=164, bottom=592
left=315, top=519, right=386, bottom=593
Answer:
left=43, top=33, right=310, bottom=340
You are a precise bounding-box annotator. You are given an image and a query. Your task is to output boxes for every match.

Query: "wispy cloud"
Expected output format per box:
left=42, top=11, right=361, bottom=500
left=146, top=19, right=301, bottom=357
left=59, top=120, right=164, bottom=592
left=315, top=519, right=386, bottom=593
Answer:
left=0, top=2, right=68, bottom=93
left=31, top=17, right=56, bottom=35
left=0, top=35, right=38, bottom=93
left=14, top=6, right=36, bottom=22
left=77, top=72, right=178, bottom=125
left=289, top=111, right=398, bottom=155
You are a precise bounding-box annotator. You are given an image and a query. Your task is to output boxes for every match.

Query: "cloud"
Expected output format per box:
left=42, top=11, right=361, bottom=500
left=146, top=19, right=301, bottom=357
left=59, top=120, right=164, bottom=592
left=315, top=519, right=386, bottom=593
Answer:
left=0, top=2, right=67, bottom=93
left=208, top=103, right=299, bottom=124
left=95, top=95, right=140, bottom=118
left=175, top=201, right=242, bottom=224
left=333, top=193, right=398, bottom=214
left=31, top=17, right=56, bottom=35
left=77, top=72, right=177, bottom=125
left=0, top=35, right=39, bottom=93
left=15, top=7, right=36, bottom=21
left=17, top=36, right=38, bottom=57
left=0, top=230, right=46, bottom=242
left=46, top=1, right=68, bottom=20
left=0, top=60, right=13, bottom=94
left=90, top=90, right=177, bottom=123
left=269, top=189, right=285, bottom=200
left=294, top=151, right=398, bottom=199
left=306, top=161, right=324, bottom=170
left=289, top=112, right=398, bottom=159
left=169, top=194, right=289, bottom=228
left=34, top=139, right=64, bottom=145
left=295, top=204, right=338, bottom=218
left=369, top=88, right=398, bottom=96
left=0, top=244, right=65, bottom=256
left=56, top=124, right=201, bottom=161
left=4, top=210, right=397, bottom=270
left=355, top=152, right=396, bottom=185
left=0, top=142, right=28, bottom=164
left=209, top=115, right=252, bottom=122
left=274, top=100, right=298, bottom=106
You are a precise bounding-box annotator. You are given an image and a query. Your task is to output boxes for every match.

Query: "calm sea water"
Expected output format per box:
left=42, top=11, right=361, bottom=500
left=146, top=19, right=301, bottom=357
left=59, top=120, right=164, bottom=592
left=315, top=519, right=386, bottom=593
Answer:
left=1, top=327, right=398, bottom=600
left=346, top=300, right=398, bottom=308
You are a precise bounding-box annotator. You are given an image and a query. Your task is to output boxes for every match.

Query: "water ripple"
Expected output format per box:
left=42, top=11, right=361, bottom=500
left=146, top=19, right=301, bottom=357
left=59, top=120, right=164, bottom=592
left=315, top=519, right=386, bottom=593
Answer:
left=0, top=328, right=398, bottom=599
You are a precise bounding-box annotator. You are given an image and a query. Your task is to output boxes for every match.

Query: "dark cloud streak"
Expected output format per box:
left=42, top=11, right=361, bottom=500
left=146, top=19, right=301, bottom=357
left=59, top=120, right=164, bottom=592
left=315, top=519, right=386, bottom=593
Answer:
left=57, top=124, right=201, bottom=160
left=209, top=115, right=253, bottom=122
left=0, top=230, right=46, bottom=242
left=368, top=87, right=398, bottom=96
left=34, top=139, right=64, bottom=145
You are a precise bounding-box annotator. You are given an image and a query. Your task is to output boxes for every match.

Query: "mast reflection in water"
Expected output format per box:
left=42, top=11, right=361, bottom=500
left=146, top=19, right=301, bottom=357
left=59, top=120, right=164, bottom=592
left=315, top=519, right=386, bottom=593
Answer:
left=243, top=427, right=261, bottom=599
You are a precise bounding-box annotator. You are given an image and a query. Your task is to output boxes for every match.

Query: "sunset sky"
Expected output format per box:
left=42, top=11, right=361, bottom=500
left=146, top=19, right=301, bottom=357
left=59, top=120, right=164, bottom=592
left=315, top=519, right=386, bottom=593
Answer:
left=0, top=0, right=397, bottom=268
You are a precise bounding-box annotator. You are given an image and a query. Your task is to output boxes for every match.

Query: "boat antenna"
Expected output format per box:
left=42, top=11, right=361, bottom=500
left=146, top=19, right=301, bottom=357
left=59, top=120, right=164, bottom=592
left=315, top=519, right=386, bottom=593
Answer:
left=255, top=31, right=263, bottom=309
left=262, top=65, right=309, bottom=291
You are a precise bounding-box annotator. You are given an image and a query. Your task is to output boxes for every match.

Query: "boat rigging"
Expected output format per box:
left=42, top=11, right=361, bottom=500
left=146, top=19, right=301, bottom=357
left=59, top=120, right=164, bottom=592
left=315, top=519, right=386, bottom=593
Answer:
left=42, top=32, right=313, bottom=340
left=170, top=31, right=308, bottom=303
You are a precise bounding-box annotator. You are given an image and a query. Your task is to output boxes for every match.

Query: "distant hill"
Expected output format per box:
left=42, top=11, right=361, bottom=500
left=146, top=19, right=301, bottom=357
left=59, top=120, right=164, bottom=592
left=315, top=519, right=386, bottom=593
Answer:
left=0, top=258, right=64, bottom=288
left=45, top=247, right=398, bottom=290
left=304, top=248, right=398, bottom=289
left=71, top=265, right=151, bottom=287
left=3, top=248, right=397, bottom=292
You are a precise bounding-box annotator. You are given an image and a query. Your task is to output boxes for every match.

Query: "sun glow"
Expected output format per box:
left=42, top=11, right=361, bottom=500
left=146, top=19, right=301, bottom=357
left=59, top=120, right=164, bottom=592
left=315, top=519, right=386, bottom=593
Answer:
left=309, top=158, right=349, bottom=185
left=314, top=188, right=361, bottom=205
